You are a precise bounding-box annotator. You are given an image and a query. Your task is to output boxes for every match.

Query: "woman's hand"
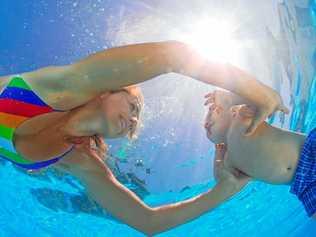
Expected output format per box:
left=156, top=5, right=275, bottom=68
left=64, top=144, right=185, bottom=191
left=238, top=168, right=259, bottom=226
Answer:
left=245, top=91, right=288, bottom=135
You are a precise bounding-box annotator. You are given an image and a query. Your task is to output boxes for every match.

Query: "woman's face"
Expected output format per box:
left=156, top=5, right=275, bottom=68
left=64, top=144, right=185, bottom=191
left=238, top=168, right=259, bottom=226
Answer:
left=101, top=90, right=142, bottom=139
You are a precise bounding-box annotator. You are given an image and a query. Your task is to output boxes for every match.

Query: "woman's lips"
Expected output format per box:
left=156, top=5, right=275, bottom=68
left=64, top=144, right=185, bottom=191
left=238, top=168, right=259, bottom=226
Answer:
left=119, top=118, right=126, bottom=134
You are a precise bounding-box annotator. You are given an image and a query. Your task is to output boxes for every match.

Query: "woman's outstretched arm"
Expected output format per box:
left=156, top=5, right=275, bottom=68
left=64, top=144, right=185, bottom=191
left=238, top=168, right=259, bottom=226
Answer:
left=18, top=41, right=287, bottom=133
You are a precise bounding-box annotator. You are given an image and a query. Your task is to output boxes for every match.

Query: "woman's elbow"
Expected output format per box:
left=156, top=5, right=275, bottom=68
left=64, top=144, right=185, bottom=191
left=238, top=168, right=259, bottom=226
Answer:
left=157, top=41, right=193, bottom=72
left=134, top=209, right=163, bottom=236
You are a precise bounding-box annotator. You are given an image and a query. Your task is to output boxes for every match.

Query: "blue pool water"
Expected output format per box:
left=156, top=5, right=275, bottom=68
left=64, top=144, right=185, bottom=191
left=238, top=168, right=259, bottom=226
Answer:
left=0, top=0, right=316, bottom=236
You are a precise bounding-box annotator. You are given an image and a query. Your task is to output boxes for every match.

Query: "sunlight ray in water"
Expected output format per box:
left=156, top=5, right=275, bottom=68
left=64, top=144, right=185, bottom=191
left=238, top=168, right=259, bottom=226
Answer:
left=171, top=18, right=244, bottom=64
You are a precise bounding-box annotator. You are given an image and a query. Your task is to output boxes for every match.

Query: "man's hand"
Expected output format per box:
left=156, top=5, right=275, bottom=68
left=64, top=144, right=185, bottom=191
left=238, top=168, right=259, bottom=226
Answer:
left=58, top=135, right=108, bottom=172
left=73, top=135, right=107, bottom=158
left=213, top=144, right=250, bottom=189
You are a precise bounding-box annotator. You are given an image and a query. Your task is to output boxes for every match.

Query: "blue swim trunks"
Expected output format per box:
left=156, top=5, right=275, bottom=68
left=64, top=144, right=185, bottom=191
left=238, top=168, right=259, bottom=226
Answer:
left=290, top=128, right=316, bottom=217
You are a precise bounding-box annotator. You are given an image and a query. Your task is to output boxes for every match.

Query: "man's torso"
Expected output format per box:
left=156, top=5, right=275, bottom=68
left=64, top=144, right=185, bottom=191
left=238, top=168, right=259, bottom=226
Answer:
left=226, top=121, right=306, bottom=184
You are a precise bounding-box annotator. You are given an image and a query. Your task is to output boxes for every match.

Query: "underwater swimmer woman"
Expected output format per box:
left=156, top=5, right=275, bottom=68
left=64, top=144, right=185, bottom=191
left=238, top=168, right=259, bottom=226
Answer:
left=0, top=41, right=287, bottom=168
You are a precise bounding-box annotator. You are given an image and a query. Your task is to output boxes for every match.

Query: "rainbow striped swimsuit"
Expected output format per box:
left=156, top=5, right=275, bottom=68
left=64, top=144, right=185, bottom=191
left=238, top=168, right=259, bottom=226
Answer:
left=0, top=76, right=73, bottom=170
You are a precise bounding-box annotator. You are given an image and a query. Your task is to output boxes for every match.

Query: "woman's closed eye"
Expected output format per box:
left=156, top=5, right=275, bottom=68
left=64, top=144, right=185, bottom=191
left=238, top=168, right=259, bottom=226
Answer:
left=130, top=102, right=136, bottom=113
left=129, top=101, right=140, bottom=117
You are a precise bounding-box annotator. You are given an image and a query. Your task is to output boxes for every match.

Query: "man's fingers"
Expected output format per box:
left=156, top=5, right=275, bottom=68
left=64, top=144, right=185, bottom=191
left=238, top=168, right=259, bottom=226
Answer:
left=74, top=143, right=95, bottom=157
left=214, top=143, right=227, bottom=168
left=215, top=150, right=225, bottom=160
left=215, top=143, right=227, bottom=151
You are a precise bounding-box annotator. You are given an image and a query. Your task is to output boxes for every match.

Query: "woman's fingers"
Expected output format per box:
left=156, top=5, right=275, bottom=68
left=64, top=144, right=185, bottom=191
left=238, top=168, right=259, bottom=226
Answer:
left=204, top=92, right=215, bottom=105
left=278, top=103, right=290, bottom=114
left=204, top=98, right=212, bottom=106
left=214, top=143, right=227, bottom=163
left=245, top=99, right=289, bottom=136
left=204, top=92, right=215, bottom=99
left=245, top=108, right=266, bottom=136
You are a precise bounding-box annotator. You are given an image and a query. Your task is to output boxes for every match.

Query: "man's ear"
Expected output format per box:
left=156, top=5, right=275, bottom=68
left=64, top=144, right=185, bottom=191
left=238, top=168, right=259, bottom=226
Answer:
left=238, top=105, right=256, bottom=118
left=229, top=105, right=253, bottom=133
left=230, top=104, right=256, bottom=118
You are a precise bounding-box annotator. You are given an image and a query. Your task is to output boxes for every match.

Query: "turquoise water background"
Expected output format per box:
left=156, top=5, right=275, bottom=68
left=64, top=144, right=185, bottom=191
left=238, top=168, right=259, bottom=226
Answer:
left=0, top=0, right=316, bottom=236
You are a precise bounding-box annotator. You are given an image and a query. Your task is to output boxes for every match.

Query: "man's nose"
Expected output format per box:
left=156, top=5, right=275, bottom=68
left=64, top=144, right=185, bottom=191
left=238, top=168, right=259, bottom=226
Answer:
left=204, top=121, right=210, bottom=129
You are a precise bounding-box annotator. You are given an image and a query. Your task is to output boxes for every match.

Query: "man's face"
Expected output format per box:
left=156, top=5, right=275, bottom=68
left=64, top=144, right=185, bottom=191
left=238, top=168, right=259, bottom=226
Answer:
left=204, top=105, right=231, bottom=144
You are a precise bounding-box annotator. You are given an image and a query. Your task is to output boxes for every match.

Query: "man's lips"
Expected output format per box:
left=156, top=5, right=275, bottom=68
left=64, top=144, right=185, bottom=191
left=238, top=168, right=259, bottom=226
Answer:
left=206, top=126, right=212, bottom=136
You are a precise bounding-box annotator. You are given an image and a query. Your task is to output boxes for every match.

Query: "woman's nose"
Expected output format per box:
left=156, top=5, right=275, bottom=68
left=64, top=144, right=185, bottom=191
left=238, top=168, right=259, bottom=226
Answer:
left=129, top=116, right=138, bottom=128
